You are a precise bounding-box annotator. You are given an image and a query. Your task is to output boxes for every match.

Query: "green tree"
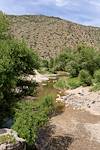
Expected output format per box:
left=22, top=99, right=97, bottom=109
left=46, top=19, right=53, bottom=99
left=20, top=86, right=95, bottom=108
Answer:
left=79, top=69, right=92, bottom=86
left=78, top=45, right=97, bottom=75
left=0, top=39, right=39, bottom=104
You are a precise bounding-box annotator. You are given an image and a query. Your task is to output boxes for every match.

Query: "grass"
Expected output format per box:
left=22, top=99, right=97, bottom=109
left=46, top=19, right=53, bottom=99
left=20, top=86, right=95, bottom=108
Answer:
left=66, top=77, right=82, bottom=89
left=0, top=134, right=16, bottom=144
left=54, top=77, right=82, bottom=90
left=91, top=83, right=100, bottom=91
left=54, top=77, right=68, bottom=89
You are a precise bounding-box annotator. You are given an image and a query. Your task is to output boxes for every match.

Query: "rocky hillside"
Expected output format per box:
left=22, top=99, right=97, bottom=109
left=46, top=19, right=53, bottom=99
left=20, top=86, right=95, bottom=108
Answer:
left=8, top=15, right=100, bottom=58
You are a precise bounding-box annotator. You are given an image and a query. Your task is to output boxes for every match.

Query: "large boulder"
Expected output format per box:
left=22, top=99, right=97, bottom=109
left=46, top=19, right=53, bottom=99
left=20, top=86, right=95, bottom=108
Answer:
left=0, top=128, right=26, bottom=150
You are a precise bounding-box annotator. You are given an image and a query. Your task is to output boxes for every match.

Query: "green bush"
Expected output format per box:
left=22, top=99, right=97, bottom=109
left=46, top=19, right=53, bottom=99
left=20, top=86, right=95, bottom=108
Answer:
left=0, top=134, right=16, bottom=144
left=94, top=69, right=100, bottom=83
left=66, top=77, right=82, bottom=89
left=54, top=77, right=68, bottom=89
left=47, top=45, right=100, bottom=78
left=78, top=45, right=97, bottom=75
left=91, top=83, right=100, bottom=91
left=79, top=69, right=92, bottom=86
left=67, top=60, right=80, bottom=77
left=0, top=12, right=9, bottom=39
left=54, top=77, right=81, bottom=89
left=91, top=69, right=100, bottom=91
left=12, top=96, right=54, bottom=145
left=0, top=40, right=39, bottom=103
left=54, top=50, right=73, bottom=71
left=42, top=59, right=49, bottom=68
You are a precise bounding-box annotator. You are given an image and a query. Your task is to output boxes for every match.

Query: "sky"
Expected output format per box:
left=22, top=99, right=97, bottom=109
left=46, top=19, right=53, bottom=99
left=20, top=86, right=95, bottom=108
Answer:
left=0, top=0, right=100, bottom=27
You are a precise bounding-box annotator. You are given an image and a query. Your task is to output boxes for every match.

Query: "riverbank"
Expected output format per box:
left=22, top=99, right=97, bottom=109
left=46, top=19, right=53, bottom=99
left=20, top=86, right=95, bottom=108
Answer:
left=56, top=86, right=100, bottom=116
left=3, top=70, right=100, bottom=150
left=31, top=79, right=100, bottom=150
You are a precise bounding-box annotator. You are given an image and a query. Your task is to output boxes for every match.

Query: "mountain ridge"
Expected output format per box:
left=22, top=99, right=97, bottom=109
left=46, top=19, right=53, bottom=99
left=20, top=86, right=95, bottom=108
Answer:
left=8, top=15, right=100, bottom=58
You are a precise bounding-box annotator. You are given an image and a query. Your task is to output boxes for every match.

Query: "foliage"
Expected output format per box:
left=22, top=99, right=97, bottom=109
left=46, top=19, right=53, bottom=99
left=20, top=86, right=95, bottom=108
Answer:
left=16, top=79, right=37, bottom=96
left=67, top=60, right=80, bottom=77
left=42, top=59, right=49, bottom=68
left=44, top=44, right=100, bottom=90
left=12, top=96, right=54, bottom=144
left=91, top=69, right=100, bottom=91
left=46, top=45, right=100, bottom=78
left=0, top=12, right=9, bottom=39
left=91, top=83, right=100, bottom=91
left=0, top=134, right=16, bottom=144
left=54, top=77, right=81, bottom=89
left=54, top=77, right=68, bottom=89
left=66, top=77, right=82, bottom=89
left=78, top=45, right=98, bottom=75
left=93, top=69, right=100, bottom=83
left=0, top=39, right=39, bottom=103
left=54, top=50, right=73, bottom=72
left=0, top=12, right=40, bottom=123
left=79, top=69, right=92, bottom=86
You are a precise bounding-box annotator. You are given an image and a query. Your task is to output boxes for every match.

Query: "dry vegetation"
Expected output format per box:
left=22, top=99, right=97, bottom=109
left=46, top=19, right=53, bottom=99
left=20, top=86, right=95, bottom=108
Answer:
left=8, top=15, right=100, bottom=58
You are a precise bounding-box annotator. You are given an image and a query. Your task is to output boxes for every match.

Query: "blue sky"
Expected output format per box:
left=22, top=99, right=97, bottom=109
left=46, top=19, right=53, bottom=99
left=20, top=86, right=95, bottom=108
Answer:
left=0, top=0, right=100, bottom=26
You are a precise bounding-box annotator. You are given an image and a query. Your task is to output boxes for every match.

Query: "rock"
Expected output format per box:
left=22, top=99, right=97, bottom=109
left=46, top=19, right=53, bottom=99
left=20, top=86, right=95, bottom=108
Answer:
left=42, top=83, right=47, bottom=86
left=78, top=89, right=84, bottom=96
left=91, top=101, right=95, bottom=104
left=87, top=104, right=91, bottom=108
left=61, top=96, right=67, bottom=100
left=0, top=128, right=26, bottom=150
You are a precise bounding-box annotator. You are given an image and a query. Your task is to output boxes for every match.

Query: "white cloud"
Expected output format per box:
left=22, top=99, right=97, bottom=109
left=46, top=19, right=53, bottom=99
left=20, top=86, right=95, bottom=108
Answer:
left=55, top=0, right=69, bottom=6
left=1, top=0, right=100, bottom=26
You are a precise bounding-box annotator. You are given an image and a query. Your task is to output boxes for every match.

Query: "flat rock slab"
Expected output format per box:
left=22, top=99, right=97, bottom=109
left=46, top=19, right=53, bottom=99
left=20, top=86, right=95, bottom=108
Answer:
left=50, top=107, right=100, bottom=150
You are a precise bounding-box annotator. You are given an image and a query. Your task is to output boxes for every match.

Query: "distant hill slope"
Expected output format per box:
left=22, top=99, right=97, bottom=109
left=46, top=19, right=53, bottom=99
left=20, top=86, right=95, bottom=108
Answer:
left=8, top=15, right=100, bottom=58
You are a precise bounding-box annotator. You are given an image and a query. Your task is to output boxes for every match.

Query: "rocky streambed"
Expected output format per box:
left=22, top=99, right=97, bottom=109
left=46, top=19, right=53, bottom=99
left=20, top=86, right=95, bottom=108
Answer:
left=56, top=86, right=100, bottom=115
left=33, top=84, right=100, bottom=150
left=2, top=71, right=100, bottom=150
left=45, top=86, right=100, bottom=150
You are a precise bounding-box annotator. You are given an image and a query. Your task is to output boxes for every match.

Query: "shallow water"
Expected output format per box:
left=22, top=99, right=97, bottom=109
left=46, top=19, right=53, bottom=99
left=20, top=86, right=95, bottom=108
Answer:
left=2, top=76, right=60, bottom=128
left=37, top=79, right=58, bottom=100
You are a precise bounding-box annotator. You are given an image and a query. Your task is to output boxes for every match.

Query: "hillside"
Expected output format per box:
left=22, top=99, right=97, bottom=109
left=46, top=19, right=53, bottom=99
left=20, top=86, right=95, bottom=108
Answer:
left=8, top=15, right=100, bottom=58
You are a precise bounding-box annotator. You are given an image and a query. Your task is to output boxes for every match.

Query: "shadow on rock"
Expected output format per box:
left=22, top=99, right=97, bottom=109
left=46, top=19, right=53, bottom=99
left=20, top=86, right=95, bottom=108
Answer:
left=36, top=125, right=74, bottom=150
